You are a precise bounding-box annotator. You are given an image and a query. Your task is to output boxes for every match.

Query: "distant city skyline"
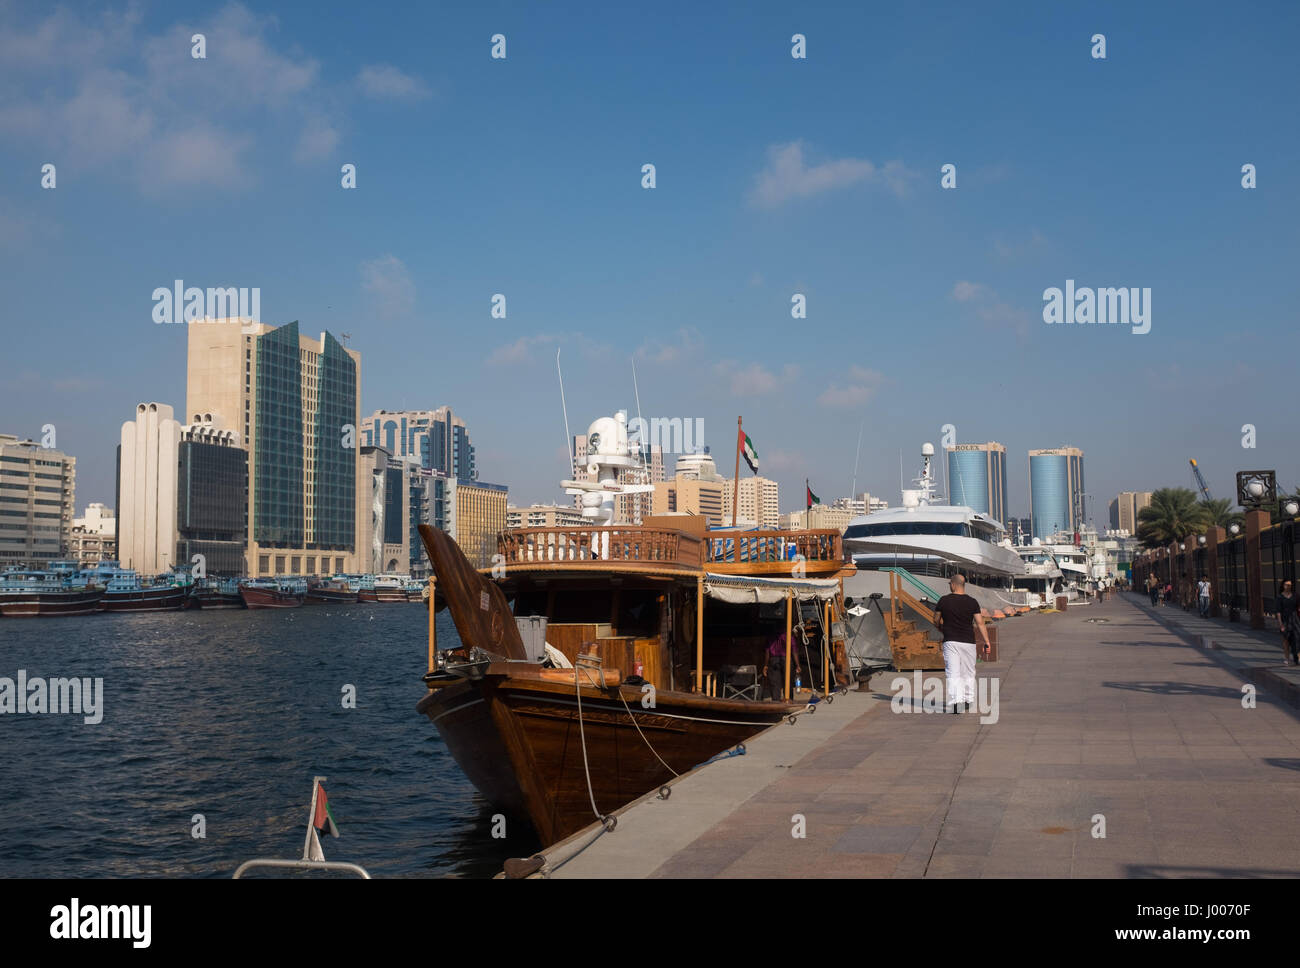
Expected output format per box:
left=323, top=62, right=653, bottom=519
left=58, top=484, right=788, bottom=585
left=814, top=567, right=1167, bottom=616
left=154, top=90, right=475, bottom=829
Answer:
left=3, top=2, right=1297, bottom=525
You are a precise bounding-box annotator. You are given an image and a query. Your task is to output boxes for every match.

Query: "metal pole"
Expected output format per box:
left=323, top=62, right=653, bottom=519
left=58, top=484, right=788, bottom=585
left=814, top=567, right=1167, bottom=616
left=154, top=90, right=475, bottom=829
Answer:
left=732, top=417, right=741, bottom=529
left=434, top=574, right=444, bottom=670
left=695, top=575, right=704, bottom=694
left=302, top=776, right=326, bottom=861
left=785, top=590, right=793, bottom=700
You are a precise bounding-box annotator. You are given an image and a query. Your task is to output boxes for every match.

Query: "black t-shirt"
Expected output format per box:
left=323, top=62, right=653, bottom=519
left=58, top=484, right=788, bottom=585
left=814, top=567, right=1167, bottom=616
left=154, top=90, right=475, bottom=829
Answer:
left=1279, top=593, right=1298, bottom=626
left=934, top=593, right=981, bottom=643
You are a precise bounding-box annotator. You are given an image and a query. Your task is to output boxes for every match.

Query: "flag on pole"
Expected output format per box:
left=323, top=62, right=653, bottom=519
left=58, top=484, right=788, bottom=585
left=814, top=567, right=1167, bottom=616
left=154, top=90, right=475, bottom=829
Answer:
left=739, top=428, right=759, bottom=473
left=806, top=480, right=820, bottom=510
left=314, top=782, right=340, bottom=839
left=307, top=826, right=326, bottom=861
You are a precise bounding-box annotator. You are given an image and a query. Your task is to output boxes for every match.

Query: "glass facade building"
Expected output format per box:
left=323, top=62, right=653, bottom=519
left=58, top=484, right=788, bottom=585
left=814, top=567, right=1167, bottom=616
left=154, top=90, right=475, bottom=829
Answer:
left=253, top=322, right=304, bottom=546
left=312, top=332, right=357, bottom=549
left=1029, top=447, right=1085, bottom=540
left=176, top=438, right=248, bottom=575
left=362, top=408, right=476, bottom=480
left=946, top=442, right=1008, bottom=526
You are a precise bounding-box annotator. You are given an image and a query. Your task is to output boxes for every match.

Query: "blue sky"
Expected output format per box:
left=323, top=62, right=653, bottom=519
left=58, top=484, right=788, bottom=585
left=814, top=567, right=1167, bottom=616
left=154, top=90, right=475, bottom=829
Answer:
left=2, top=0, right=1297, bottom=522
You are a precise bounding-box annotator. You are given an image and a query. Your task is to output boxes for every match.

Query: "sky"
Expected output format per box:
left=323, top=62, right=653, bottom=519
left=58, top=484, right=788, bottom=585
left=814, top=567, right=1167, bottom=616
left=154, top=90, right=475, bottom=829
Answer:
left=2, top=0, right=1297, bottom=524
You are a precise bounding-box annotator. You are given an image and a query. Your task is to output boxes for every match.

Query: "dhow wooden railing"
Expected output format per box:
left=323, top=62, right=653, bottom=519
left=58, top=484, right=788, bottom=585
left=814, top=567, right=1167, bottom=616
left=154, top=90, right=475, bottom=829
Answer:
left=497, top=527, right=705, bottom=570
left=706, top=529, right=842, bottom=569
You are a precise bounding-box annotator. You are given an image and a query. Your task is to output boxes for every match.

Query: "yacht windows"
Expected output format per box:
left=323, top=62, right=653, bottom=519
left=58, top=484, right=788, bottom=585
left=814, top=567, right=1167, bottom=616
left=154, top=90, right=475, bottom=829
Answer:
left=845, top=521, right=973, bottom=539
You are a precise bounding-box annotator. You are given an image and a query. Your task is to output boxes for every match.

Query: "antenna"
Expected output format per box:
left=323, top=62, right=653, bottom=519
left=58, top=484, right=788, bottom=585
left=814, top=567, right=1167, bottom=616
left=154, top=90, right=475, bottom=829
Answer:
left=631, top=356, right=646, bottom=470
left=850, top=418, right=863, bottom=499
left=557, top=348, right=573, bottom=478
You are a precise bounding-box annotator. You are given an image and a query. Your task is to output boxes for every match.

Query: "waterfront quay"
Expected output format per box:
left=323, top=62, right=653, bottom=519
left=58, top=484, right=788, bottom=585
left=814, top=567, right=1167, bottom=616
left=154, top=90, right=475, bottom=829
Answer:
left=533, top=595, right=1300, bottom=878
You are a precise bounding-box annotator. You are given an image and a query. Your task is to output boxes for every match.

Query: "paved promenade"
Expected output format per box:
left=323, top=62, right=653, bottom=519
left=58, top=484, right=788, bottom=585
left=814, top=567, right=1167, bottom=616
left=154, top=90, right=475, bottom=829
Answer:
left=541, top=594, right=1300, bottom=878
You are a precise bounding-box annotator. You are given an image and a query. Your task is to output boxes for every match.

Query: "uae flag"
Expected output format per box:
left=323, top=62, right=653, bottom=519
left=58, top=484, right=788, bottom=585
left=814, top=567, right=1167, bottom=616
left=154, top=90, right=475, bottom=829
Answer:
left=314, top=784, right=340, bottom=839
left=739, top=428, right=759, bottom=473
left=306, top=781, right=339, bottom=862
left=806, top=480, right=821, bottom=510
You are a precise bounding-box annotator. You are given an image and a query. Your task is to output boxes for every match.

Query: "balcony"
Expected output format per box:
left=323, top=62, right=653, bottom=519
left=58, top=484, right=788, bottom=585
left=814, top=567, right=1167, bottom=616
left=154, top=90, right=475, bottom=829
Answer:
left=705, top=529, right=845, bottom=577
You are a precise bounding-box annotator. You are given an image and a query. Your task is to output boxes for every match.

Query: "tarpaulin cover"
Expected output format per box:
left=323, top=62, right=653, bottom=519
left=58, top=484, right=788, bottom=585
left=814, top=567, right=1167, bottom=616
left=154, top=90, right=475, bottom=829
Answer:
left=702, top=573, right=840, bottom=604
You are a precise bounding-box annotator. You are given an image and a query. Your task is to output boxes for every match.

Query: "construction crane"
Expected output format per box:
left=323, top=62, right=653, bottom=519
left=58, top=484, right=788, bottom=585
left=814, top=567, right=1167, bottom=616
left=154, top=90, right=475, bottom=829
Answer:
left=1189, top=458, right=1213, bottom=502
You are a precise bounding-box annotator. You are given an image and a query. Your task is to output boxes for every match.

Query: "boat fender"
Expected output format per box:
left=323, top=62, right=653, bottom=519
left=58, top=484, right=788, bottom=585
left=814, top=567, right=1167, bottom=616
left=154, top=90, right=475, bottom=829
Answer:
left=543, top=642, right=572, bottom=669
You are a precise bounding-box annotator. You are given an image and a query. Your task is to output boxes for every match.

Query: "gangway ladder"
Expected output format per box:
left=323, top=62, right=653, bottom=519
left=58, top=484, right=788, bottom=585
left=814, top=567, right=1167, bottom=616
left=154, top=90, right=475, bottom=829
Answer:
left=233, top=776, right=371, bottom=879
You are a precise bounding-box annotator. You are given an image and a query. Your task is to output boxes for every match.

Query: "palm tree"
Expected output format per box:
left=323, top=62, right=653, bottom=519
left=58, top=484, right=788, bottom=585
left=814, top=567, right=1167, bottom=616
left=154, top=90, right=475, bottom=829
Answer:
left=1199, top=497, right=1244, bottom=531
left=1137, top=487, right=1211, bottom=548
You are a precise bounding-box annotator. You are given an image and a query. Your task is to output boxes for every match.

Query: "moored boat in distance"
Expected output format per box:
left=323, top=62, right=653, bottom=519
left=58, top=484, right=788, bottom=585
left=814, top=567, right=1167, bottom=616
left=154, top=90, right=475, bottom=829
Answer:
left=186, top=576, right=246, bottom=609
left=305, top=576, right=359, bottom=604
left=96, top=564, right=188, bottom=612
left=0, top=563, right=105, bottom=617
left=239, top=577, right=307, bottom=609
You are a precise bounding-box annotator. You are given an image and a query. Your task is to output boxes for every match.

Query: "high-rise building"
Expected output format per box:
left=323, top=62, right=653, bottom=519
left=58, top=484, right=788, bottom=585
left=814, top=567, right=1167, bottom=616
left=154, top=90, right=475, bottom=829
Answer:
left=361, top=408, right=476, bottom=480
left=176, top=418, right=248, bottom=576
left=1028, top=446, right=1085, bottom=540
left=449, top=477, right=509, bottom=568
left=722, top=476, right=780, bottom=528
left=781, top=505, right=855, bottom=532
left=356, top=446, right=410, bottom=574
left=117, top=402, right=181, bottom=574
left=0, top=433, right=76, bottom=568
left=651, top=476, right=725, bottom=527
left=1109, top=491, right=1153, bottom=534
left=946, top=442, right=1008, bottom=525
left=186, top=318, right=361, bottom=577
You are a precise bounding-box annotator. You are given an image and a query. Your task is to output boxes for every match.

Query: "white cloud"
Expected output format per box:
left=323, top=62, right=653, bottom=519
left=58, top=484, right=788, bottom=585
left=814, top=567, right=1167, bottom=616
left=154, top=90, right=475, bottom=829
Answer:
left=0, top=3, right=342, bottom=191
left=750, top=141, right=913, bottom=208
left=951, top=281, right=1032, bottom=339
left=817, top=365, right=885, bottom=408
left=713, top=360, right=801, bottom=396
left=992, top=229, right=1047, bottom=261
left=636, top=328, right=702, bottom=364
left=488, top=332, right=608, bottom=365
left=360, top=255, right=416, bottom=317
left=356, top=64, right=431, bottom=99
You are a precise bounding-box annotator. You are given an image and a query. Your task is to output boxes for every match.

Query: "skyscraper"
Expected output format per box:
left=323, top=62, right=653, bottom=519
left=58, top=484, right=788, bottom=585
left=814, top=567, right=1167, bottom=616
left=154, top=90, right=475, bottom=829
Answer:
left=176, top=417, right=248, bottom=576
left=1028, top=446, right=1085, bottom=540
left=361, top=407, right=476, bottom=480
left=0, top=432, right=76, bottom=568
left=187, top=318, right=361, bottom=577
left=722, top=476, right=780, bottom=528
left=117, top=402, right=180, bottom=574
left=946, top=442, right=1008, bottom=525
left=1109, top=491, right=1153, bottom=534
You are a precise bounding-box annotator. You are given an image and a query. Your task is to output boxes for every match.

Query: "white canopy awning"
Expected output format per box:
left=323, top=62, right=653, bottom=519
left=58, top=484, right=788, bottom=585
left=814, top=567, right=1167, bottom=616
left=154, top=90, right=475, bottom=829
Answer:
left=703, top=572, right=840, bottom=605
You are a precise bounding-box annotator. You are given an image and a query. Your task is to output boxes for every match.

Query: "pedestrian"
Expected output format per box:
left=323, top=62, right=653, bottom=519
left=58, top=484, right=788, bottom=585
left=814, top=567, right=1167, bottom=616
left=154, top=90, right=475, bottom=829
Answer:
left=932, top=574, right=991, bottom=713
left=1146, top=573, right=1160, bottom=607
left=763, top=629, right=802, bottom=700
left=1278, top=581, right=1299, bottom=666
left=1197, top=575, right=1212, bottom=618
left=1163, top=582, right=1172, bottom=606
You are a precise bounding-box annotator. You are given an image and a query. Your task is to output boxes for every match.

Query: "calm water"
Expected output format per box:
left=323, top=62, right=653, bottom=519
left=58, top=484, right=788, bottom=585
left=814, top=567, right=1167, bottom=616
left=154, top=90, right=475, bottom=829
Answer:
left=0, top=604, right=539, bottom=877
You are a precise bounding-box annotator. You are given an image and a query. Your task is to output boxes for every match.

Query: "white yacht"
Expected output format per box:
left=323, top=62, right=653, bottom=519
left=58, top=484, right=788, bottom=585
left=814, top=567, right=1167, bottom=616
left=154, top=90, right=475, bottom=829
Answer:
left=843, top=443, right=1026, bottom=584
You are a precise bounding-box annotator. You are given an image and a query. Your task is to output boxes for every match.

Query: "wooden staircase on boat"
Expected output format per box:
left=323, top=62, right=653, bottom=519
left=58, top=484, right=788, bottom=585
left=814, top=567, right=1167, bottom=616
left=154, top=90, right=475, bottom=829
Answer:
left=883, top=569, right=945, bottom=671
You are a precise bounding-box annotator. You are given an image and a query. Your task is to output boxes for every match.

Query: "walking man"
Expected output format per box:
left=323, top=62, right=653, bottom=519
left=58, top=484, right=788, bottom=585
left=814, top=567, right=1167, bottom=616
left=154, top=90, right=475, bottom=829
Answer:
left=932, top=574, right=991, bottom=713
left=1197, top=575, right=1212, bottom=618
left=1278, top=581, right=1299, bottom=666
left=1146, top=573, right=1160, bottom=607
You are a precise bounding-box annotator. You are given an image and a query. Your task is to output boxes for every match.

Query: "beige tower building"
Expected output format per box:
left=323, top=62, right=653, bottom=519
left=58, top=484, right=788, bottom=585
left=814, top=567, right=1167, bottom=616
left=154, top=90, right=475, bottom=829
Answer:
left=722, top=476, right=780, bottom=529
left=186, top=317, right=362, bottom=577
left=0, top=433, right=76, bottom=568
left=450, top=478, right=509, bottom=568
left=651, top=476, right=725, bottom=528
left=1109, top=491, right=1153, bottom=534
left=117, top=402, right=181, bottom=574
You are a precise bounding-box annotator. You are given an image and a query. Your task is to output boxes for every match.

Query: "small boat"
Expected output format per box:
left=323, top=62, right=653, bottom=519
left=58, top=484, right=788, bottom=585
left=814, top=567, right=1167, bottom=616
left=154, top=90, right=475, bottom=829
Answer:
left=185, top=577, right=246, bottom=609
left=359, top=575, right=406, bottom=603
left=239, top=578, right=307, bottom=609
left=404, top=580, right=425, bottom=602
left=99, top=567, right=188, bottom=612
left=0, top=564, right=105, bottom=617
left=306, top=577, right=358, bottom=604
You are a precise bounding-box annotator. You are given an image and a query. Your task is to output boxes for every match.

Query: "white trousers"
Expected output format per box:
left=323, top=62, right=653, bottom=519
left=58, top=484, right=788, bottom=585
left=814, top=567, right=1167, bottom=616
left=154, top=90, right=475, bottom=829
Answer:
left=942, top=640, right=976, bottom=705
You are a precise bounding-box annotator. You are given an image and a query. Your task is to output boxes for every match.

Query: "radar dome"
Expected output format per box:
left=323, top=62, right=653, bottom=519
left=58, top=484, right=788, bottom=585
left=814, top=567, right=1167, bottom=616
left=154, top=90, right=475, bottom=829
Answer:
left=921, top=442, right=935, bottom=456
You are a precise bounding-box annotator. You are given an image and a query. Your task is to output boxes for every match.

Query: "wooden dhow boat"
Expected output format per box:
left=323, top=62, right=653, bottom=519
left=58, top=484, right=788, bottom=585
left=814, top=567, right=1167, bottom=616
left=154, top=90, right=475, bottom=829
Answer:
left=416, top=410, right=853, bottom=847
